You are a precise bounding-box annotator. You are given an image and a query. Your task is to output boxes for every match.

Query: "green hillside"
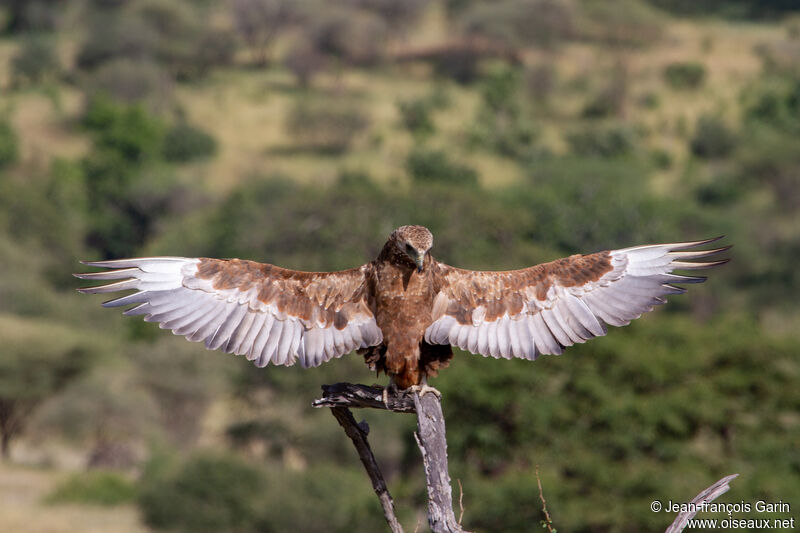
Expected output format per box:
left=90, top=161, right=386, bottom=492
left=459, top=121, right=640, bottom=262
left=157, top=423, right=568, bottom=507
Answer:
left=0, top=1, right=798, bottom=532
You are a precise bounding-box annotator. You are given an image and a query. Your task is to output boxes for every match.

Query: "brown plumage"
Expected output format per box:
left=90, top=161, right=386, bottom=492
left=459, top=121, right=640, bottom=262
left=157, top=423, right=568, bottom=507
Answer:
left=76, top=225, right=729, bottom=390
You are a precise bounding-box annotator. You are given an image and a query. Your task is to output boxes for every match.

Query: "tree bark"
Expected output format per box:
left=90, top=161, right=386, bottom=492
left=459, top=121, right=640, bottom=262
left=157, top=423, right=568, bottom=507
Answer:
left=413, top=392, right=468, bottom=533
left=314, top=383, right=469, bottom=533
left=665, top=474, right=739, bottom=533
left=328, top=405, right=404, bottom=532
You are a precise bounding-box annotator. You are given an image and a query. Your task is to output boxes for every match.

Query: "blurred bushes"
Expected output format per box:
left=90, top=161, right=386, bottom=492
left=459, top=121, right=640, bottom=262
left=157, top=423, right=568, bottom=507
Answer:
left=0, top=118, right=19, bottom=169
left=45, top=471, right=138, bottom=506
left=470, top=66, right=538, bottom=158
left=285, top=99, right=370, bottom=153
left=406, top=147, right=479, bottom=186
left=566, top=124, right=636, bottom=157
left=0, top=315, right=101, bottom=457
left=85, top=59, right=172, bottom=107
left=461, top=0, right=575, bottom=51
left=139, top=452, right=389, bottom=533
left=397, top=97, right=436, bottom=139
left=689, top=114, right=737, bottom=159
left=663, top=61, right=707, bottom=89
left=11, top=35, right=59, bottom=86
left=163, top=121, right=217, bottom=162
left=139, top=453, right=268, bottom=533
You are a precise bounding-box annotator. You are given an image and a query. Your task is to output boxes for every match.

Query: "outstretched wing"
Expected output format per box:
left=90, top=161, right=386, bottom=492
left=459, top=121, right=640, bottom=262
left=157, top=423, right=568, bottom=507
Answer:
left=77, top=257, right=383, bottom=368
left=425, top=238, right=729, bottom=360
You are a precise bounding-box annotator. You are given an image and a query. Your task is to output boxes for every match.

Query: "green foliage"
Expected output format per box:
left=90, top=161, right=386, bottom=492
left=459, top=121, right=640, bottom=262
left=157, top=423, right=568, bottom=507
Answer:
left=82, top=96, right=165, bottom=162
left=397, top=97, right=436, bottom=139
left=0, top=315, right=100, bottom=457
left=11, top=35, right=59, bottom=85
left=439, top=317, right=800, bottom=532
left=470, top=67, right=538, bottom=158
left=663, top=61, right=707, bottom=89
left=163, top=122, right=217, bottom=162
left=45, top=471, right=138, bottom=506
left=285, top=100, right=370, bottom=153
left=742, top=77, right=800, bottom=132
left=689, top=114, right=737, bottom=158
left=139, top=452, right=268, bottom=533
left=0, top=118, right=19, bottom=169
left=567, top=125, right=636, bottom=157
left=406, top=147, right=479, bottom=186
left=255, top=465, right=389, bottom=533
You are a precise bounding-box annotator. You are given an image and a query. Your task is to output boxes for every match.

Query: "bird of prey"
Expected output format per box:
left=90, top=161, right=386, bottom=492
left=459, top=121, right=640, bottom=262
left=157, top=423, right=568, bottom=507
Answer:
left=77, top=225, right=728, bottom=393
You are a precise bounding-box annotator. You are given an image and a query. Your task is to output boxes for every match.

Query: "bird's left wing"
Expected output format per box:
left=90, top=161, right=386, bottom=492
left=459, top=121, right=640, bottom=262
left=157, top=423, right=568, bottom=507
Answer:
left=77, top=257, right=382, bottom=368
left=425, top=238, right=728, bottom=360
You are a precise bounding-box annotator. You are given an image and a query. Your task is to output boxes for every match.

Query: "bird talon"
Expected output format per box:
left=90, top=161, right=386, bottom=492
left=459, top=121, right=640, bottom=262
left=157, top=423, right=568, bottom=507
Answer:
left=408, top=384, right=441, bottom=399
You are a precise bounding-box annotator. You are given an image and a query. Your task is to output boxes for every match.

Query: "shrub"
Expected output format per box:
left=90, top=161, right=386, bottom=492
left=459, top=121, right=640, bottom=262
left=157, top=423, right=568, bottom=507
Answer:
left=0, top=119, right=19, bottom=169
left=76, top=11, right=157, bottom=71
left=310, top=7, right=388, bottom=66
left=567, top=125, right=636, bottom=157
left=139, top=453, right=267, bottom=533
left=284, top=40, right=327, bottom=87
left=85, top=58, right=172, bottom=106
left=163, top=122, right=217, bottom=162
left=11, top=35, right=59, bottom=85
left=231, top=0, right=295, bottom=65
left=471, top=67, right=538, bottom=157
left=525, top=62, right=557, bottom=103
left=743, top=78, right=800, bottom=132
left=406, top=147, right=479, bottom=186
left=83, top=96, right=165, bottom=162
left=461, top=0, right=574, bottom=50
left=690, top=114, right=737, bottom=158
left=397, top=98, right=435, bottom=138
left=577, top=0, right=664, bottom=48
left=663, top=61, right=706, bottom=89
left=582, top=60, right=629, bottom=118
left=2, top=0, right=61, bottom=33
left=285, top=100, right=369, bottom=153
left=45, top=471, right=137, bottom=506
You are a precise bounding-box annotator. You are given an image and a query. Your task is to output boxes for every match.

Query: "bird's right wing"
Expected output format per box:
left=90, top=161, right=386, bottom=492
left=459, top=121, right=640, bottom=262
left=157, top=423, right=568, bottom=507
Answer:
left=425, top=238, right=729, bottom=360
left=77, top=257, right=383, bottom=368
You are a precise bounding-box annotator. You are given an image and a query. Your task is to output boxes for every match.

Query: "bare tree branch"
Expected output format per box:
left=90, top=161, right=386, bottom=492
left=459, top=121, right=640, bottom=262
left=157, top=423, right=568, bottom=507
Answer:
left=665, top=474, right=739, bottom=533
left=314, top=383, right=471, bottom=533
left=328, top=406, right=404, bottom=533
left=312, top=383, right=416, bottom=412
left=413, top=392, right=470, bottom=533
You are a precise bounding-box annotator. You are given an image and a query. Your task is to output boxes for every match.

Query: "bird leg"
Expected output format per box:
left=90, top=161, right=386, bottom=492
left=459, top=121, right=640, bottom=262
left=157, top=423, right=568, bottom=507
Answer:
left=407, top=375, right=441, bottom=399
left=382, top=379, right=399, bottom=408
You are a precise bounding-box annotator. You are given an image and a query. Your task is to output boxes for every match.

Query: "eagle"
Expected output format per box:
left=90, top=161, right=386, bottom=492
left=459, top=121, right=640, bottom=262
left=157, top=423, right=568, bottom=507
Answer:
left=77, top=226, right=728, bottom=394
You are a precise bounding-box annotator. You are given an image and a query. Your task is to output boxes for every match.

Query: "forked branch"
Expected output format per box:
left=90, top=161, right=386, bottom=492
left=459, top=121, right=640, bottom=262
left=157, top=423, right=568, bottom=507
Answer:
left=314, top=383, right=469, bottom=533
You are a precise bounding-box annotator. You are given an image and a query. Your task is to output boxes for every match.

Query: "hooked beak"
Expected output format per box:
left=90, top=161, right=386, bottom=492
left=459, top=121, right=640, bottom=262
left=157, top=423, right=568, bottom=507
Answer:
left=415, top=253, right=424, bottom=273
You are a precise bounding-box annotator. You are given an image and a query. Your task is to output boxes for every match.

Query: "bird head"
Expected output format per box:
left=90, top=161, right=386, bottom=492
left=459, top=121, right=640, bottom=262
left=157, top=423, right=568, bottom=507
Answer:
left=392, top=225, right=433, bottom=272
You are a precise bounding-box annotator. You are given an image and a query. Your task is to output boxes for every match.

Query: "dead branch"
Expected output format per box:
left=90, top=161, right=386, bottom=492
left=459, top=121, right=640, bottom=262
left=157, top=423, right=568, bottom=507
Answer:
left=312, top=383, right=416, bottom=413
left=314, top=383, right=470, bottom=533
left=665, top=474, right=739, bottom=533
left=328, top=406, right=404, bottom=533
left=413, top=392, right=470, bottom=533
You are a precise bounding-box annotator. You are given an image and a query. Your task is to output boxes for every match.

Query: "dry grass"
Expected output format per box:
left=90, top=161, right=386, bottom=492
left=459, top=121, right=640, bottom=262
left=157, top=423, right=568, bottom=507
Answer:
left=0, top=464, right=150, bottom=533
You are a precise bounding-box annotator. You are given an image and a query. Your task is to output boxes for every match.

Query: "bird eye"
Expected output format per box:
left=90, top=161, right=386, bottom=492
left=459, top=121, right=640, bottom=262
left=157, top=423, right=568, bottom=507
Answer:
left=405, top=243, right=414, bottom=253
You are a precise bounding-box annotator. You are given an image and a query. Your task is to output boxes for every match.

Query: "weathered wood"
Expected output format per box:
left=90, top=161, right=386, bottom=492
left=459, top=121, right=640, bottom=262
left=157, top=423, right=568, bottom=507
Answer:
left=328, top=406, right=404, bottom=533
left=314, top=383, right=469, bottom=532
left=413, top=392, right=470, bottom=533
left=665, top=474, right=739, bottom=533
left=312, top=383, right=416, bottom=413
